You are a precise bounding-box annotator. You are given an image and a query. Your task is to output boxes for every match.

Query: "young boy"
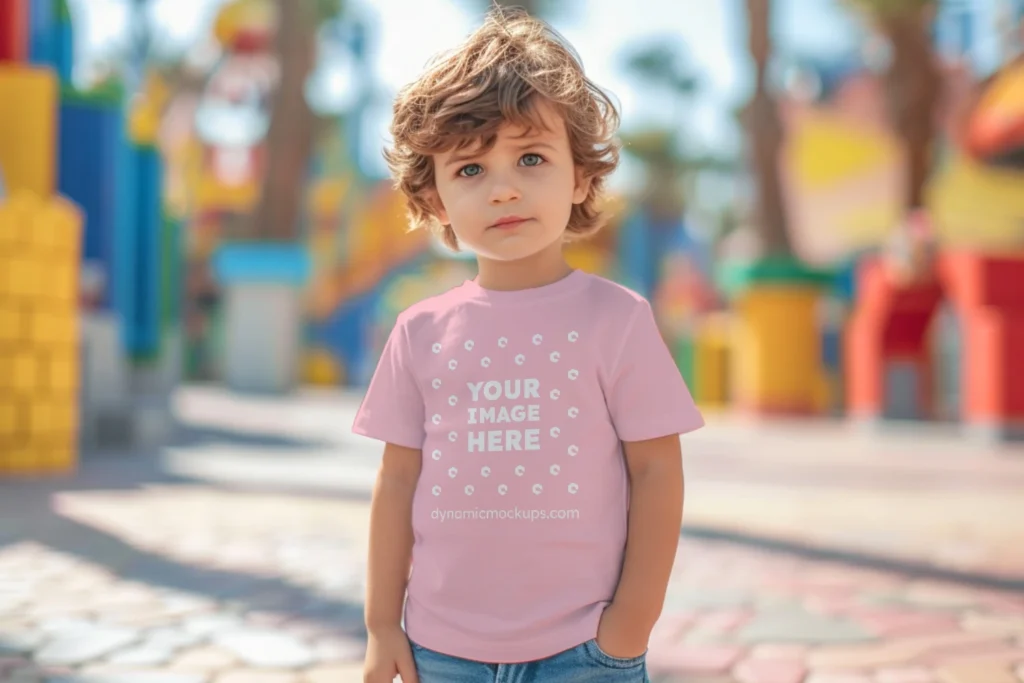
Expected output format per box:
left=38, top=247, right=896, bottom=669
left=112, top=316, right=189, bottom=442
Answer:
left=353, top=8, right=704, bottom=682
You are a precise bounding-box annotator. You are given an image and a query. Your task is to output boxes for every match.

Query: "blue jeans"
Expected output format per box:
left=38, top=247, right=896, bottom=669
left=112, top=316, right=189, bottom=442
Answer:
left=410, top=638, right=650, bottom=682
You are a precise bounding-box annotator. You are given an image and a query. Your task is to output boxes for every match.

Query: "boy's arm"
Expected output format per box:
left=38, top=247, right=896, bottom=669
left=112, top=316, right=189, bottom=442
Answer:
left=598, top=434, right=684, bottom=655
left=365, top=442, right=422, bottom=633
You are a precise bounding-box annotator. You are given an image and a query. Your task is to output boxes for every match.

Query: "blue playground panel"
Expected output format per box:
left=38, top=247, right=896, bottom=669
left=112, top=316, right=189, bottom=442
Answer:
left=125, top=145, right=163, bottom=358
left=28, top=0, right=54, bottom=67
left=58, top=98, right=125, bottom=311
left=58, top=90, right=141, bottom=362
left=28, top=0, right=73, bottom=83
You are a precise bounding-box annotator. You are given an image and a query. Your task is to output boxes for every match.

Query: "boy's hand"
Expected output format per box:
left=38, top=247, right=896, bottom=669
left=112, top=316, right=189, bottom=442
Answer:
left=364, top=625, right=419, bottom=683
left=596, top=602, right=650, bottom=659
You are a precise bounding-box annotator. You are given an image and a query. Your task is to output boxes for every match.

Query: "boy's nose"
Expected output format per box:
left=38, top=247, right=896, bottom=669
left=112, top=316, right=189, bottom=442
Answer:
left=488, top=181, right=521, bottom=204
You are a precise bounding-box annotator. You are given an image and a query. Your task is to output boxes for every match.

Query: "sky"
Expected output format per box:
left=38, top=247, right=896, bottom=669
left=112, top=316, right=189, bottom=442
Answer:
left=66, top=0, right=1009, bottom=175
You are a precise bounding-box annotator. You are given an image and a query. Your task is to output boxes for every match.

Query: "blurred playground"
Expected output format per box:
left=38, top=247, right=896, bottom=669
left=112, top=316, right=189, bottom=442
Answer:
left=0, top=0, right=1023, bottom=471
left=4, top=1, right=1024, bottom=681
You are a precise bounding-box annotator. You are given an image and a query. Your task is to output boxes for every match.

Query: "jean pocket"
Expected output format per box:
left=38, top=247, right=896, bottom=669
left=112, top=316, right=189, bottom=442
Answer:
left=582, top=638, right=646, bottom=668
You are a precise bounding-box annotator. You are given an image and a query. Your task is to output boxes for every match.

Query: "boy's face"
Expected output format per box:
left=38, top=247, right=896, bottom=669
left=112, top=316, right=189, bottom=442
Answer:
left=430, top=99, right=590, bottom=262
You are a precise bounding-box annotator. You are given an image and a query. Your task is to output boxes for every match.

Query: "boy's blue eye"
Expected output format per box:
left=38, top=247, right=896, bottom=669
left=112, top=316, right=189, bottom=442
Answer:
left=458, top=164, right=483, bottom=177
left=521, top=154, right=544, bottom=166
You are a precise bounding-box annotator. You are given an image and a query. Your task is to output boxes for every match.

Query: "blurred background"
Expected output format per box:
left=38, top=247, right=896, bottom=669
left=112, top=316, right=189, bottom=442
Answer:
left=4, top=0, right=1024, bottom=433
left=2, top=1, right=1024, bottom=681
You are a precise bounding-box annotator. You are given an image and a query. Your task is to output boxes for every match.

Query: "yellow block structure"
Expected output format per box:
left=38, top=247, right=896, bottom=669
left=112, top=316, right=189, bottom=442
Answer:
left=731, top=285, right=825, bottom=414
left=693, top=313, right=732, bottom=410
left=0, top=192, right=82, bottom=477
left=0, top=65, right=58, bottom=197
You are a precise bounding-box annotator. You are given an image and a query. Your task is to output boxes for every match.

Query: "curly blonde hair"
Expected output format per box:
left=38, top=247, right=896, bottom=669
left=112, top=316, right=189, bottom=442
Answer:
left=383, top=6, right=621, bottom=250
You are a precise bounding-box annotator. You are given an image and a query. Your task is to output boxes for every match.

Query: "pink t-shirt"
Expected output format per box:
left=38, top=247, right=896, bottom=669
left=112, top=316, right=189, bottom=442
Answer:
left=352, top=269, right=704, bottom=663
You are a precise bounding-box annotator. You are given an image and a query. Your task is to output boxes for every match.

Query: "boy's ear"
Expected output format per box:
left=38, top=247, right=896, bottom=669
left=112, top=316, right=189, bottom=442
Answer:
left=572, top=168, right=592, bottom=205
left=425, top=188, right=450, bottom=225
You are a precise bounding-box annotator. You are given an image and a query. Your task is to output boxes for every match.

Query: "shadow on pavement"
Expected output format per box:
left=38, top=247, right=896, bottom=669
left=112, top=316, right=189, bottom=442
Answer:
left=169, top=423, right=336, bottom=452
left=0, top=434, right=373, bottom=646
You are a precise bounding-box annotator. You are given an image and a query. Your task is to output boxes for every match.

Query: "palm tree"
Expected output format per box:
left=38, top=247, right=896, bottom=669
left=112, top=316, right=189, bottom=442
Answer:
left=847, top=0, right=941, bottom=220
left=742, top=0, right=793, bottom=257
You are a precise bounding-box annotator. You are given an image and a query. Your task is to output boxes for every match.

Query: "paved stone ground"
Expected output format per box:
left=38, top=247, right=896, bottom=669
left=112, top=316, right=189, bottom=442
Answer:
left=166, top=386, right=1024, bottom=584
left=0, top=386, right=1021, bottom=682
left=681, top=412, right=1024, bottom=585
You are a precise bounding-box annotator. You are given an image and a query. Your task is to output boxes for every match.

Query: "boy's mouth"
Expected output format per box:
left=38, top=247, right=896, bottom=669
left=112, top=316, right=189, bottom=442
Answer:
left=489, top=216, right=531, bottom=230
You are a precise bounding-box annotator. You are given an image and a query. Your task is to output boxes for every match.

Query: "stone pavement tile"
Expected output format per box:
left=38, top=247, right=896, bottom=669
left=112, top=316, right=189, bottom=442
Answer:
left=899, top=582, right=983, bottom=611
left=935, top=661, right=1019, bottom=683
left=156, top=593, right=218, bottom=618
left=311, top=636, right=365, bottom=663
left=665, top=589, right=753, bottom=611
left=913, top=637, right=1017, bottom=665
left=875, top=667, right=938, bottom=682
left=804, top=594, right=866, bottom=617
left=100, top=605, right=188, bottom=630
left=69, top=667, right=209, bottom=683
left=168, top=646, right=238, bottom=672
left=747, top=644, right=808, bottom=660
left=302, top=664, right=364, bottom=683
left=691, top=609, right=754, bottom=635
left=0, top=655, right=32, bottom=673
left=278, top=619, right=334, bottom=641
left=212, top=630, right=316, bottom=669
left=930, top=646, right=1024, bottom=668
left=245, top=612, right=294, bottom=628
left=646, top=643, right=744, bottom=674
left=8, top=665, right=75, bottom=681
left=34, top=625, right=140, bottom=667
left=22, top=602, right=96, bottom=621
left=737, top=607, right=872, bottom=644
left=984, top=597, right=1024, bottom=616
left=804, top=675, right=873, bottom=683
left=143, top=626, right=206, bottom=651
left=37, top=619, right=98, bottom=636
left=105, top=640, right=179, bottom=666
left=3, top=673, right=42, bottom=683
left=808, top=632, right=997, bottom=669
left=961, top=612, right=1024, bottom=636
left=180, top=614, right=247, bottom=638
left=732, top=656, right=805, bottom=683
left=0, top=629, right=44, bottom=655
left=213, top=671, right=300, bottom=683
left=854, top=610, right=962, bottom=638
left=648, top=613, right=695, bottom=648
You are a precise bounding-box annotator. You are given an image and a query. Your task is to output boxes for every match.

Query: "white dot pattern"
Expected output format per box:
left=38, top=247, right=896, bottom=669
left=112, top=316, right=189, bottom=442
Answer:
left=429, top=329, right=588, bottom=503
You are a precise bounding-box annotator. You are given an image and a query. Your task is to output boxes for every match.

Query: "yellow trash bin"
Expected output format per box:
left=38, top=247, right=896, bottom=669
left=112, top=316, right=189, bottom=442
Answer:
left=720, top=258, right=833, bottom=416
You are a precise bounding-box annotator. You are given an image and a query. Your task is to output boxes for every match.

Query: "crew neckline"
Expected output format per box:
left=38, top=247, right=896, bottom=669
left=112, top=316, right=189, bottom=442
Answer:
left=462, top=268, right=589, bottom=304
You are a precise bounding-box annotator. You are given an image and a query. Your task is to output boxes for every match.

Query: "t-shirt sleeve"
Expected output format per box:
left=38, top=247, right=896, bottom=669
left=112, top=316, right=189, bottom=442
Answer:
left=606, top=300, right=705, bottom=442
left=351, top=316, right=426, bottom=450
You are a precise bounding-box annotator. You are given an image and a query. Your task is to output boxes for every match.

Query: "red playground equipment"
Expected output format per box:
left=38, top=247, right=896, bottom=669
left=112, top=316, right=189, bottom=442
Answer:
left=846, top=251, right=1024, bottom=441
